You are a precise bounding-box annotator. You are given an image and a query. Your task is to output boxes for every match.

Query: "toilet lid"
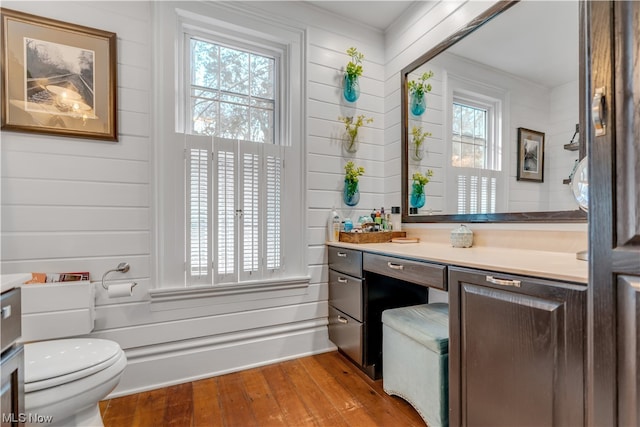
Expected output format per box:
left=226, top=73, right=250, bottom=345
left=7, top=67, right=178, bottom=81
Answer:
left=24, top=338, right=123, bottom=391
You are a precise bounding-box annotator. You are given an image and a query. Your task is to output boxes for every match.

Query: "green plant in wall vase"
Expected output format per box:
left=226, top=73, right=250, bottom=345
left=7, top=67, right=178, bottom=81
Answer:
left=410, top=170, right=433, bottom=209
left=407, top=70, right=434, bottom=116
left=339, top=114, right=373, bottom=153
left=344, top=161, right=364, bottom=206
left=410, top=126, right=431, bottom=161
left=343, top=47, right=364, bottom=102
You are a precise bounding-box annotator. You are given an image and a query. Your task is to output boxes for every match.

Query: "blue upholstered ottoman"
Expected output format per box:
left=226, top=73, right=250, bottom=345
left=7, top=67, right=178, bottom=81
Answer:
left=382, top=303, right=449, bottom=427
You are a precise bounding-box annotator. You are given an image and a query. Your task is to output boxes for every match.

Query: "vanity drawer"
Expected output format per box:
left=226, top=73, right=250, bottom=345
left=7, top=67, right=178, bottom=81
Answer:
left=328, top=305, right=363, bottom=366
left=363, top=253, right=447, bottom=290
left=1, top=288, right=21, bottom=354
left=328, top=247, right=363, bottom=277
left=329, top=269, right=363, bottom=321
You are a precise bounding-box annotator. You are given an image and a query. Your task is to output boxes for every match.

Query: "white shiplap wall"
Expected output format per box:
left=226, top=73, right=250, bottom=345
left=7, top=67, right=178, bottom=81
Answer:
left=547, top=80, right=580, bottom=212
left=1, top=1, right=152, bottom=291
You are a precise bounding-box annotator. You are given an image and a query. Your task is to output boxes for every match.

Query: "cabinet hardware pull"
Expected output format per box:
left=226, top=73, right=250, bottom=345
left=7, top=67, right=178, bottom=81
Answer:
left=337, top=252, right=347, bottom=257
left=1, top=305, right=11, bottom=319
left=337, top=315, right=348, bottom=324
left=338, top=277, right=348, bottom=283
left=592, top=86, right=606, bottom=136
left=387, top=262, right=404, bottom=270
left=486, top=275, right=521, bottom=287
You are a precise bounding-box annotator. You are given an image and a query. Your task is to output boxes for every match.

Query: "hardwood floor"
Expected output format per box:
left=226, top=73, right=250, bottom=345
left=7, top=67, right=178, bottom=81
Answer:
left=99, top=351, right=426, bottom=427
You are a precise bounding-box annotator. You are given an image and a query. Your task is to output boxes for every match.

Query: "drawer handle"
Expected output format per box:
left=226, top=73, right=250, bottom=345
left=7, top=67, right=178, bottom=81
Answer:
left=337, top=277, right=348, bottom=283
left=337, top=315, right=348, bottom=324
left=1, top=305, right=11, bottom=319
left=486, top=275, right=521, bottom=287
left=387, top=262, right=404, bottom=270
left=337, top=252, right=347, bottom=257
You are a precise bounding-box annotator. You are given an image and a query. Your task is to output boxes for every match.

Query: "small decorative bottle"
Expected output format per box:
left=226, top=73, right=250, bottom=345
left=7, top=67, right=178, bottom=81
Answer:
left=391, top=206, right=401, bottom=231
left=328, top=207, right=341, bottom=242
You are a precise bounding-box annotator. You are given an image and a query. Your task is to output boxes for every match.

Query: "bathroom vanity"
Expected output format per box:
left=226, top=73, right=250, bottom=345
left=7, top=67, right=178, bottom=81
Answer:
left=327, top=241, right=587, bottom=426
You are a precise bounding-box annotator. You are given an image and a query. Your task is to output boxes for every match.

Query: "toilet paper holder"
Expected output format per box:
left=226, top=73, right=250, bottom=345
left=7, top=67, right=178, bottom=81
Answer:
left=101, top=262, right=138, bottom=290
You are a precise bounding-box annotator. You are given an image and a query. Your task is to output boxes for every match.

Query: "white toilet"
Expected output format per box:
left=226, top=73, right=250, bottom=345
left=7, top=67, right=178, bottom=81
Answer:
left=18, top=280, right=127, bottom=427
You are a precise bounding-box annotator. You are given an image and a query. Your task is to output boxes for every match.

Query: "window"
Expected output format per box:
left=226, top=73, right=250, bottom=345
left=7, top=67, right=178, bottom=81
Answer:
left=153, top=3, right=305, bottom=292
left=452, top=102, right=488, bottom=169
left=449, top=93, right=503, bottom=215
left=185, top=35, right=285, bottom=286
left=190, top=39, right=276, bottom=143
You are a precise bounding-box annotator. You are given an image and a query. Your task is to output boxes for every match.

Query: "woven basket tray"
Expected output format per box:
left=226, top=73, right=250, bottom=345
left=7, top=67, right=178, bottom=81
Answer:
left=339, top=231, right=406, bottom=244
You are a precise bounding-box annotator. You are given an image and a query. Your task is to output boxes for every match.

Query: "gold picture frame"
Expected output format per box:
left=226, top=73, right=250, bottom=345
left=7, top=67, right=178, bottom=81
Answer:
left=517, top=127, right=545, bottom=182
left=1, top=8, right=117, bottom=141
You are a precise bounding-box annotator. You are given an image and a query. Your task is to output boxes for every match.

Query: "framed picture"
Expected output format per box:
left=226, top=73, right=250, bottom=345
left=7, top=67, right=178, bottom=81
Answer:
left=517, top=127, right=545, bottom=182
left=1, top=8, right=117, bottom=141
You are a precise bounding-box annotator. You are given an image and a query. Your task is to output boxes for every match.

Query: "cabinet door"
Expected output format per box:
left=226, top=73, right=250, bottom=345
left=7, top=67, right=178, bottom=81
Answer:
left=449, top=267, right=585, bottom=427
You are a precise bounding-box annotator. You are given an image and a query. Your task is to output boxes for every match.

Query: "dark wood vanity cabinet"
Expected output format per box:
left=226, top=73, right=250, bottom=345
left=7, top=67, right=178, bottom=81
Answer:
left=448, top=267, right=586, bottom=427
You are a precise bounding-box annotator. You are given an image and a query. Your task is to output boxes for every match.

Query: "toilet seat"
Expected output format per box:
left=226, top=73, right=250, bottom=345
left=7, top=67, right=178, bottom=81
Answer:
left=24, top=339, right=124, bottom=392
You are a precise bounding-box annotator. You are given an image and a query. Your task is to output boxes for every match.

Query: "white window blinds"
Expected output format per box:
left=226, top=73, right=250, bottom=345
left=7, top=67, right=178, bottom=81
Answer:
left=456, top=171, right=498, bottom=214
left=265, top=153, right=281, bottom=270
left=186, top=135, right=212, bottom=286
left=186, top=135, right=283, bottom=286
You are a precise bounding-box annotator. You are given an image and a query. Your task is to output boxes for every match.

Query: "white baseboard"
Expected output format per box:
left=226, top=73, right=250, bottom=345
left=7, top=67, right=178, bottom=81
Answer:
left=106, top=320, right=336, bottom=398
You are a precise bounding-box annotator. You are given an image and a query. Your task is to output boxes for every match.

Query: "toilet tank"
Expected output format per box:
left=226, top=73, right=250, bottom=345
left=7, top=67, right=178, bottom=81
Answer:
left=20, top=281, right=95, bottom=342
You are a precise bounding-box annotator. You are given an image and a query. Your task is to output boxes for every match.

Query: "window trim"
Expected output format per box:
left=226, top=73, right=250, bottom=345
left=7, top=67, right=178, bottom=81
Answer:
left=152, top=2, right=307, bottom=294
left=444, top=72, right=509, bottom=215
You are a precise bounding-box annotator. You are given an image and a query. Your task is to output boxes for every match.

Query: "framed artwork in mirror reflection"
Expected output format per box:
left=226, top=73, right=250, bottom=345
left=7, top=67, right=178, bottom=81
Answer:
left=517, top=127, right=545, bottom=182
left=1, top=8, right=117, bottom=141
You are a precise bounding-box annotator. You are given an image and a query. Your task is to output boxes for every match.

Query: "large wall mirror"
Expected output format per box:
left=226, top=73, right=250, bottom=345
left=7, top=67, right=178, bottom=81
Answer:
left=401, top=1, right=587, bottom=223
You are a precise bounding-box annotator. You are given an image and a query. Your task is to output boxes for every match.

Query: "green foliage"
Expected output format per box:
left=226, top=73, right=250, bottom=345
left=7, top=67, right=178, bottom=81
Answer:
left=339, top=115, right=373, bottom=151
left=407, top=70, right=434, bottom=98
left=344, top=161, right=365, bottom=198
left=345, top=161, right=365, bottom=183
left=345, top=47, right=365, bottom=79
left=412, top=169, right=433, bottom=187
left=412, top=170, right=433, bottom=197
left=411, top=126, right=431, bottom=148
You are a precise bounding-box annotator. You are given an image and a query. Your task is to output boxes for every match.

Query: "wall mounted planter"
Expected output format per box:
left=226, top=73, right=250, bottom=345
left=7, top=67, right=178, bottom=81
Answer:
left=343, top=73, right=360, bottom=102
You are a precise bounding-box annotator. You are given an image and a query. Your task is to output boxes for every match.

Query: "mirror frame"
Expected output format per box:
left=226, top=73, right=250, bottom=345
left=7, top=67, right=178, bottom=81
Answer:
left=401, top=0, right=588, bottom=223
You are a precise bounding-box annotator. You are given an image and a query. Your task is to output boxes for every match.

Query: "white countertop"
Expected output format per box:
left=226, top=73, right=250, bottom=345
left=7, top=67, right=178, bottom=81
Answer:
left=328, top=241, right=588, bottom=284
left=0, top=274, right=32, bottom=294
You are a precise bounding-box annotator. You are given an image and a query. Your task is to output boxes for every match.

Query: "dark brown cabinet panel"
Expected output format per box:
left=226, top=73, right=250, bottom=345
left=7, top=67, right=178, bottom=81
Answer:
left=363, top=252, right=447, bottom=290
left=617, top=275, right=640, bottom=427
left=587, top=1, right=640, bottom=424
left=449, top=267, right=585, bottom=427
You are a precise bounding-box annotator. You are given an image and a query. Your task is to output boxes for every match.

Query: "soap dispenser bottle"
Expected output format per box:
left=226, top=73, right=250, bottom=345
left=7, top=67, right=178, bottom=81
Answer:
left=328, top=207, right=341, bottom=242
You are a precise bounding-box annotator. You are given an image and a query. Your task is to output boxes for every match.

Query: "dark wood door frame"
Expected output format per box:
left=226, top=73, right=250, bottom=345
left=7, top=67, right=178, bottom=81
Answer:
left=587, top=1, right=640, bottom=426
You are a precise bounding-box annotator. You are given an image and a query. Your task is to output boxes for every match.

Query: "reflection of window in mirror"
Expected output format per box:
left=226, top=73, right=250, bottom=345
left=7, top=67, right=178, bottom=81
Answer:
left=444, top=74, right=507, bottom=215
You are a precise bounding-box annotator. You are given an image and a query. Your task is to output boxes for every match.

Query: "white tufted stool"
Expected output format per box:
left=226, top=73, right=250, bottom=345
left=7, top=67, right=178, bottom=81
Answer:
left=382, top=303, right=449, bottom=427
